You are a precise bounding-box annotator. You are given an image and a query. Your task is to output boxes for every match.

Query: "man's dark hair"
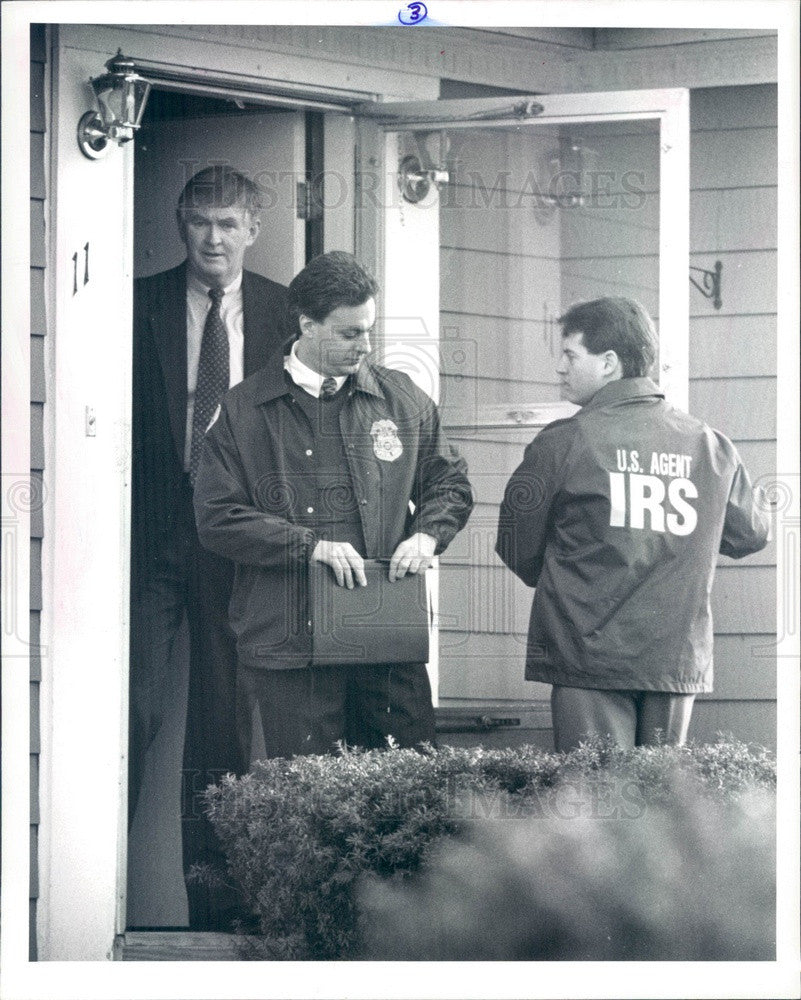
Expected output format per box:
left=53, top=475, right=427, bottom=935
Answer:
left=288, top=251, right=379, bottom=324
left=559, top=297, right=657, bottom=378
left=176, top=165, right=262, bottom=216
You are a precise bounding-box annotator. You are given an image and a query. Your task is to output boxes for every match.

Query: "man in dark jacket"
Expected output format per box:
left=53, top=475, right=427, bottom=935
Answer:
left=496, top=297, right=770, bottom=751
left=131, top=166, right=289, bottom=928
left=194, top=251, right=473, bottom=761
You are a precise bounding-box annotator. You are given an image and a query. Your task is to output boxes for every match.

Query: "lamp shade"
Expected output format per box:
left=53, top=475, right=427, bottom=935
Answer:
left=90, top=51, right=151, bottom=135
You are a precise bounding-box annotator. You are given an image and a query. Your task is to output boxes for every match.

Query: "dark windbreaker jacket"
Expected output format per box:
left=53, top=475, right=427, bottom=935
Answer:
left=194, top=359, right=473, bottom=669
left=495, top=378, right=770, bottom=693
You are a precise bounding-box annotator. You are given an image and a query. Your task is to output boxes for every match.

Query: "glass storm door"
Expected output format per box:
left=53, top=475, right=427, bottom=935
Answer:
left=356, top=89, right=689, bottom=735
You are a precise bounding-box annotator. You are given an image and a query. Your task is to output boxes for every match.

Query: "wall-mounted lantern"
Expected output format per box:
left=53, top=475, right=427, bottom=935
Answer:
left=77, top=50, right=152, bottom=160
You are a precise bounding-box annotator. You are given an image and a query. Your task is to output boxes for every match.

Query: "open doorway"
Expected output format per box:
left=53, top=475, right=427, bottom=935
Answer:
left=127, top=89, right=312, bottom=928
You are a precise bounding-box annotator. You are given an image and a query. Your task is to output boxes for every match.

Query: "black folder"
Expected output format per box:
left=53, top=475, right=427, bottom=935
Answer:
left=310, top=559, right=430, bottom=666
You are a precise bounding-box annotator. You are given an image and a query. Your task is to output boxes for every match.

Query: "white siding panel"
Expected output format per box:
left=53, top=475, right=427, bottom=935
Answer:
left=561, top=255, right=659, bottom=316
left=689, top=377, right=775, bottom=441
left=689, top=700, right=775, bottom=750
left=691, top=128, right=777, bottom=189
left=689, top=315, right=776, bottom=378
left=691, top=84, right=778, bottom=130
left=691, top=187, right=777, bottom=253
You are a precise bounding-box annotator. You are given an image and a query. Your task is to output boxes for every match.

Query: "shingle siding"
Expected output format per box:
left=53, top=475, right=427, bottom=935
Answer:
left=30, top=21, right=47, bottom=963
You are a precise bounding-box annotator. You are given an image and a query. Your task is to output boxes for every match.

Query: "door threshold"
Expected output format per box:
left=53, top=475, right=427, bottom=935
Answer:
left=119, top=930, right=261, bottom=961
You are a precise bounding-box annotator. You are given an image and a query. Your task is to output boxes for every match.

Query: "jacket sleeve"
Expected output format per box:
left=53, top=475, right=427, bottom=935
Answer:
left=495, top=427, right=564, bottom=588
left=719, top=460, right=771, bottom=559
left=193, top=402, right=315, bottom=568
left=409, top=392, right=474, bottom=554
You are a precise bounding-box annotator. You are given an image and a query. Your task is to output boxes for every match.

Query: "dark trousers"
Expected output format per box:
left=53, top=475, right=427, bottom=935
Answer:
left=129, top=479, right=241, bottom=929
left=550, top=684, right=696, bottom=752
left=237, top=661, right=436, bottom=763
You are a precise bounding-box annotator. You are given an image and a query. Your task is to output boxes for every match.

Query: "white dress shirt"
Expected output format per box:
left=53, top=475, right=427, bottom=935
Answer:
left=284, top=340, right=347, bottom=398
left=184, top=271, right=245, bottom=470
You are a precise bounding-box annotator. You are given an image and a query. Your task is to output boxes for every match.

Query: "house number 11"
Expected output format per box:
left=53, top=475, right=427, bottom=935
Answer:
left=72, top=242, right=90, bottom=294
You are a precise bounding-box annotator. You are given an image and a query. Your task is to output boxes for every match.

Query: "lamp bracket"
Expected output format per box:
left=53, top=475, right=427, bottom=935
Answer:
left=77, top=110, right=110, bottom=159
left=689, top=260, right=723, bottom=310
left=398, top=153, right=449, bottom=203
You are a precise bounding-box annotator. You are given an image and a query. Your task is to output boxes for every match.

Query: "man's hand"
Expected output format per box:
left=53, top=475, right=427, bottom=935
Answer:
left=311, top=540, right=367, bottom=589
left=388, top=532, right=436, bottom=582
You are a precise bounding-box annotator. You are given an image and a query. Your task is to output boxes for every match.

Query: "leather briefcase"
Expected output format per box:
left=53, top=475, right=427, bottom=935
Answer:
left=309, top=559, right=430, bottom=666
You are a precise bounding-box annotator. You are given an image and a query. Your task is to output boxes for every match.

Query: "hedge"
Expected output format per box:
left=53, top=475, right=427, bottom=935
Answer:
left=201, top=737, right=776, bottom=960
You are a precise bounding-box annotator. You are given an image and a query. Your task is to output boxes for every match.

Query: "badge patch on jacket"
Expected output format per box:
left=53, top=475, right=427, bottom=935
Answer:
left=370, top=419, right=403, bottom=461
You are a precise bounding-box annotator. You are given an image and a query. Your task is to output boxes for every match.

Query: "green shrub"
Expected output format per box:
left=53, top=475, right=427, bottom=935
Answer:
left=359, top=780, right=776, bottom=961
left=203, top=737, right=775, bottom=959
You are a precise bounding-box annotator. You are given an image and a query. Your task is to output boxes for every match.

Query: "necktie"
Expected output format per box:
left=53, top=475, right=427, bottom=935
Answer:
left=320, top=377, right=338, bottom=400
left=189, top=287, right=229, bottom=485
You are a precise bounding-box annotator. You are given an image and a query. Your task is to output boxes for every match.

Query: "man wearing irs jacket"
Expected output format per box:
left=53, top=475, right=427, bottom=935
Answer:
left=496, top=297, right=770, bottom=751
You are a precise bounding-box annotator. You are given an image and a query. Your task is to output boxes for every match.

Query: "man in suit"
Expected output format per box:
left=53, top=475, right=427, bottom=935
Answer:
left=130, top=165, right=289, bottom=929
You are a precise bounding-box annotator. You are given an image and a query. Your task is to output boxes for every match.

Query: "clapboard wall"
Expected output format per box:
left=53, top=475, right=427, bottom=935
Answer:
left=686, top=85, right=777, bottom=745
left=29, top=21, right=48, bottom=960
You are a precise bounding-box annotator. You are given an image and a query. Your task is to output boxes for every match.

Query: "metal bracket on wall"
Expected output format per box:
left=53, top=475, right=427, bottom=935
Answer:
left=689, top=260, right=723, bottom=310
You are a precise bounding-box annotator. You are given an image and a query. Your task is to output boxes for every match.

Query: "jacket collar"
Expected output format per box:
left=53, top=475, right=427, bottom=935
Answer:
left=254, top=357, right=386, bottom=404
left=582, top=376, right=664, bottom=412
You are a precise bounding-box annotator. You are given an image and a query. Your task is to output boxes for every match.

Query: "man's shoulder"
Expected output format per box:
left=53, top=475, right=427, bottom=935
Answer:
left=367, top=363, right=432, bottom=403
left=242, top=268, right=288, bottom=301
left=223, top=360, right=286, bottom=411
left=135, top=262, right=185, bottom=293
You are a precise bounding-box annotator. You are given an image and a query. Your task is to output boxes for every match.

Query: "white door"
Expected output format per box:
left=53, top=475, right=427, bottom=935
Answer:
left=356, top=90, right=690, bottom=728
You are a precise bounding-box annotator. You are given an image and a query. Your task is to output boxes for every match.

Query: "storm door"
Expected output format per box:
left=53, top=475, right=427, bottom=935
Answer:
left=356, top=90, right=689, bottom=742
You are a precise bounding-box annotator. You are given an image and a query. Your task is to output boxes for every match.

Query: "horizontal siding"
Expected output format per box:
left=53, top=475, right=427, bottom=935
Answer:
left=691, top=187, right=776, bottom=252
left=689, top=700, right=776, bottom=750
left=690, top=84, right=777, bottom=130
left=30, top=23, right=46, bottom=962
left=29, top=543, right=43, bottom=610
left=440, top=631, right=776, bottom=702
left=689, top=315, right=775, bottom=378
left=30, top=471, right=45, bottom=539
left=691, top=127, right=777, bottom=189
left=595, top=29, right=777, bottom=51
left=30, top=611, right=42, bottom=682
left=31, top=335, right=46, bottom=403
left=689, top=377, right=775, bottom=441
left=31, top=403, right=44, bottom=469
left=30, top=201, right=46, bottom=268
left=31, top=270, right=46, bottom=333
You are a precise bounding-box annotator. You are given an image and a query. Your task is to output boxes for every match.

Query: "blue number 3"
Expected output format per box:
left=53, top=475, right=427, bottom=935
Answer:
left=398, top=2, right=428, bottom=25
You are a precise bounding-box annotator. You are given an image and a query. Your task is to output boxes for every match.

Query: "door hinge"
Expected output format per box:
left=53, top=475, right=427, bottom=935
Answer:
left=296, top=179, right=323, bottom=222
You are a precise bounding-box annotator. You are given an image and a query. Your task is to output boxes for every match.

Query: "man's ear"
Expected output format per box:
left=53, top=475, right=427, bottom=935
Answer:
left=603, top=350, right=622, bottom=378
left=246, top=214, right=261, bottom=246
left=297, top=313, right=316, bottom=338
left=176, top=210, right=187, bottom=245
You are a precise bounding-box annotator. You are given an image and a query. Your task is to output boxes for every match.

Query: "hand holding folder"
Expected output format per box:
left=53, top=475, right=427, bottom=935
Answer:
left=309, top=559, right=430, bottom=666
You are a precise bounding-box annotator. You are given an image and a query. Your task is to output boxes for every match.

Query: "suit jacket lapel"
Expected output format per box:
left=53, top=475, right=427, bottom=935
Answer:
left=150, top=263, right=188, bottom=463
